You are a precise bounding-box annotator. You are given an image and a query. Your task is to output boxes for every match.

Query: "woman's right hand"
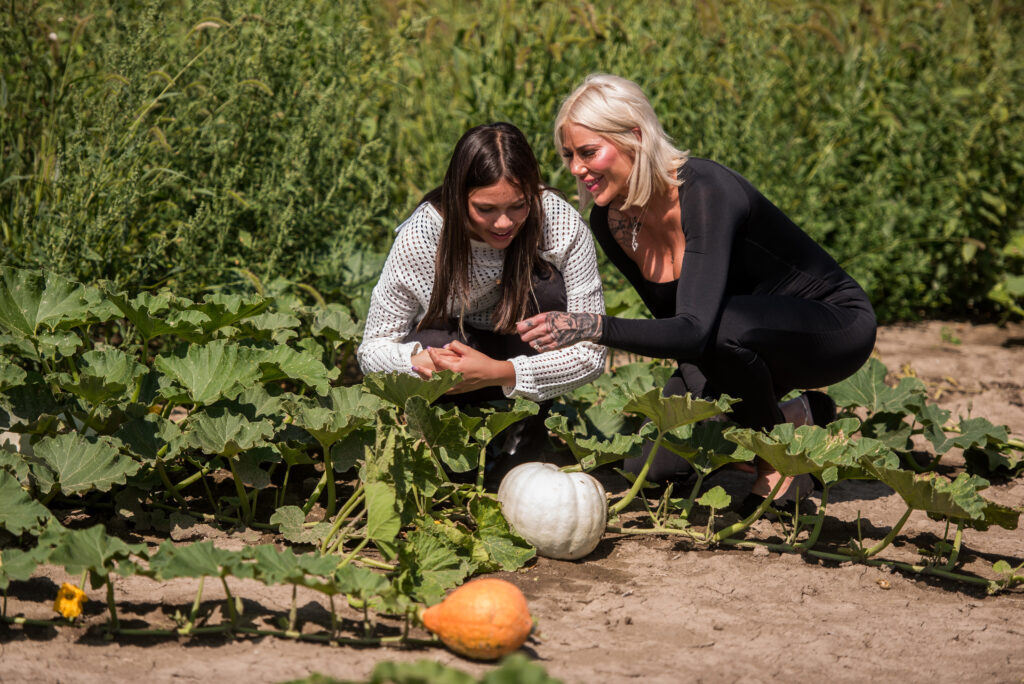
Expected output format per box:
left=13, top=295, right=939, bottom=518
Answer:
left=410, top=349, right=438, bottom=380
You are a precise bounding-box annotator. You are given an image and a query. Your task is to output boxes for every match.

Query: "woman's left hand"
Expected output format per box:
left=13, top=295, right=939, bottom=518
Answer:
left=426, top=341, right=516, bottom=394
left=516, top=312, right=602, bottom=352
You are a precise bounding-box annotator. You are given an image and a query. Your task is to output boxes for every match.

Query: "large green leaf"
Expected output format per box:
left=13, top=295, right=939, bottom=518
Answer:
left=473, top=398, right=539, bottom=446
left=47, top=524, right=146, bottom=576
left=365, top=480, right=401, bottom=544
left=52, top=349, right=148, bottom=406
left=270, top=505, right=331, bottom=545
left=928, top=416, right=1009, bottom=455
left=188, top=293, right=269, bottom=338
left=396, top=528, right=473, bottom=604
left=362, top=370, right=460, bottom=408
left=115, top=412, right=184, bottom=463
left=623, top=388, right=734, bottom=433
left=0, top=268, right=93, bottom=337
left=32, top=433, right=141, bottom=496
left=311, top=305, right=362, bottom=343
left=828, top=358, right=926, bottom=413
left=0, top=470, right=54, bottom=535
left=0, top=357, right=27, bottom=390
left=247, top=545, right=339, bottom=587
left=155, top=340, right=262, bottom=405
left=470, top=496, right=535, bottom=572
left=287, top=386, right=377, bottom=448
left=0, top=545, right=51, bottom=591
left=106, top=290, right=204, bottom=343
left=148, top=539, right=248, bottom=580
left=185, top=406, right=275, bottom=457
left=334, top=563, right=390, bottom=600
left=660, top=421, right=753, bottom=475
left=404, top=397, right=478, bottom=472
left=861, top=464, right=1020, bottom=530
left=248, top=344, right=332, bottom=396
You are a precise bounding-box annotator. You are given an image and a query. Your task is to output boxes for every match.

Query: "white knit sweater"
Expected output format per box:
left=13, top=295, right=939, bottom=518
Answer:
left=357, top=191, right=607, bottom=401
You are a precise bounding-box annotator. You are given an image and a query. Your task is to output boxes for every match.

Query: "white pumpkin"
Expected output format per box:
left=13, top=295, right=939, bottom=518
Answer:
left=496, top=462, right=607, bottom=560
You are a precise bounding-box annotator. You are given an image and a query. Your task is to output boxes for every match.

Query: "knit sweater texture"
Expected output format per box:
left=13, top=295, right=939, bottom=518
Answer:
left=358, top=191, right=607, bottom=401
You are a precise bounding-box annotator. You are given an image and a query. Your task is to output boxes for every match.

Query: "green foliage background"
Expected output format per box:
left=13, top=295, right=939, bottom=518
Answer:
left=2, top=0, right=1023, bottom=322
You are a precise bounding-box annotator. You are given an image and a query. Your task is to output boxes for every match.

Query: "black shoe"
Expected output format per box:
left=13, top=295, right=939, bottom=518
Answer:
left=804, top=390, right=837, bottom=427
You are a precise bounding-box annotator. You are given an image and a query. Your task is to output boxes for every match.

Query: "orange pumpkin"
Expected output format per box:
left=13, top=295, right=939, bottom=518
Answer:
left=420, top=578, right=533, bottom=660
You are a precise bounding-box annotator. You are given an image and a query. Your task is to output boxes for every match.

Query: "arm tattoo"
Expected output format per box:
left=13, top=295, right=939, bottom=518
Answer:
left=544, top=312, right=602, bottom=348
left=607, top=212, right=632, bottom=247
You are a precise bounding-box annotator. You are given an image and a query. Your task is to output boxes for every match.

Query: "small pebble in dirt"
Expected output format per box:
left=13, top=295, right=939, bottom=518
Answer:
left=876, top=579, right=891, bottom=590
left=751, top=545, right=770, bottom=558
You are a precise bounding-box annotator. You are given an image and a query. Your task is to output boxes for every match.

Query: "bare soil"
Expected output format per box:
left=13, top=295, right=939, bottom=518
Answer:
left=2, top=321, right=1023, bottom=684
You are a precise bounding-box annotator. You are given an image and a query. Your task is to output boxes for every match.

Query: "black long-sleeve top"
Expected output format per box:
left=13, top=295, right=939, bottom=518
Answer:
left=592, top=158, right=859, bottom=360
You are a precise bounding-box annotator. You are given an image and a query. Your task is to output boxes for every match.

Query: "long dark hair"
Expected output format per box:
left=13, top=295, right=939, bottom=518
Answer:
left=418, top=122, right=548, bottom=334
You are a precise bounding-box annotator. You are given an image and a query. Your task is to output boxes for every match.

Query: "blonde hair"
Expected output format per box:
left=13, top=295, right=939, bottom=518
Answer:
left=554, top=73, right=689, bottom=211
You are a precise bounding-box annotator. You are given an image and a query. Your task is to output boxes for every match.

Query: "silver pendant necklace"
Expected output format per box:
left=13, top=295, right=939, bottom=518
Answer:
left=629, top=205, right=649, bottom=252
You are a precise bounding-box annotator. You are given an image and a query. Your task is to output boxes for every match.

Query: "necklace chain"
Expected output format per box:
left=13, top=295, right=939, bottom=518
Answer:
left=628, top=204, right=649, bottom=253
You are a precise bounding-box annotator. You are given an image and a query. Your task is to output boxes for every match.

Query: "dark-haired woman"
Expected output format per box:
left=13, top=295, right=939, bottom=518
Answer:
left=518, top=75, right=876, bottom=509
left=357, top=122, right=606, bottom=470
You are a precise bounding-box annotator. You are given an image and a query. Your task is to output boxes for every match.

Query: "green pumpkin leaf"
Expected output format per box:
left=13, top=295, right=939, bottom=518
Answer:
left=362, top=370, right=460, bottom=408
left=270, top=506, right=331, bottom=545
left=860, top=463, right=1019, bottom=530
left=405, top=397, right=478, bottom=472
left=931, top=417, right=1009, bottom=455
left=828, top=358, right=926, bottom=413
left=234, top=447, right=277, bottom=489
left=48, top=524, right=145, bottom=575
left=148, top=539, right=248, bottom=580
left=397, top=528, right=472, bottom=604
left=334, top=563, right=390, bottom=600
left=368, top=661, right=477, bottom=684
left=248, top=344, right=331, bottom=396
left=247, top=545, right=338, bottom=586
left=0, top=545, right=51, bottom=591
left=470, top=496, right=535, bottom=572
left=475, top=398, right=539, bottom=446
left=54, top=349, right=148, bottom=406
left=0, top=358, right=27, bottom=391
left=0, top=470, right=54, bottom=534
left=32, top=433, right=140, bottom=496
left=365, top=480, right=401, bottom=544
left=312, top=305, right=362, bottom=343
left=0, top=268, right=93, bottom=337
left=660, top=421, right=753, bottom=475
left=155, top=340, right=263, bottom=405
left=0, top=442, right=31, bottom=479
left=188, top=293, right=269, bottom=338
left=697, top=485, right=731, bottom=510
left=287, top=386, right=376, bottom=448
left=106, top=290, right=203, bottom=343
left=624, top=388, right=734, bottom=433
left=185, top=406, right=275, bottom=457
left=115, top=412, right=184, bottom=463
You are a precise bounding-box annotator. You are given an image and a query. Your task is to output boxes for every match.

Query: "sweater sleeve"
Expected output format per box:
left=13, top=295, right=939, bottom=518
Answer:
left=598, top=167, right=750, bottom=360
left=356, top=205, right=438, bottom=376
left=505, top=193, right=607, bottom=401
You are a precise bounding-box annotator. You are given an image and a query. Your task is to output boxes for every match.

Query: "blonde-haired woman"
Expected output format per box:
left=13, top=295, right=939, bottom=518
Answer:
left=518, top=74, right=877, bottom=511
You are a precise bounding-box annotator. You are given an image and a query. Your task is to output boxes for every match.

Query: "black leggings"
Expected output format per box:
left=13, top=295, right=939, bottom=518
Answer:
left=627, top=285, right=876, bottom=481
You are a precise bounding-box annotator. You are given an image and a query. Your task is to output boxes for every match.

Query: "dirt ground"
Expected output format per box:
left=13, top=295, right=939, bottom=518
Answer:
left=2, top=321, right=1023, bottom=684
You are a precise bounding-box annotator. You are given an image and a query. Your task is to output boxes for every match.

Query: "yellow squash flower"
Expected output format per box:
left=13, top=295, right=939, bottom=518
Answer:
left=53, top=582, right=87, bottom=620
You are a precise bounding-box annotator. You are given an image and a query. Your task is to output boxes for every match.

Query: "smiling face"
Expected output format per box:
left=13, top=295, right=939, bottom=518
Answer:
left=559, top=122, right=635, bottom=208
left=466, top=178, right=530, bottom=249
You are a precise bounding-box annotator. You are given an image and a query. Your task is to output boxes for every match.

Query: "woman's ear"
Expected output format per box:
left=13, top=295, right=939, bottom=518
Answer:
left=631, top=127, right=642, bottom=143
